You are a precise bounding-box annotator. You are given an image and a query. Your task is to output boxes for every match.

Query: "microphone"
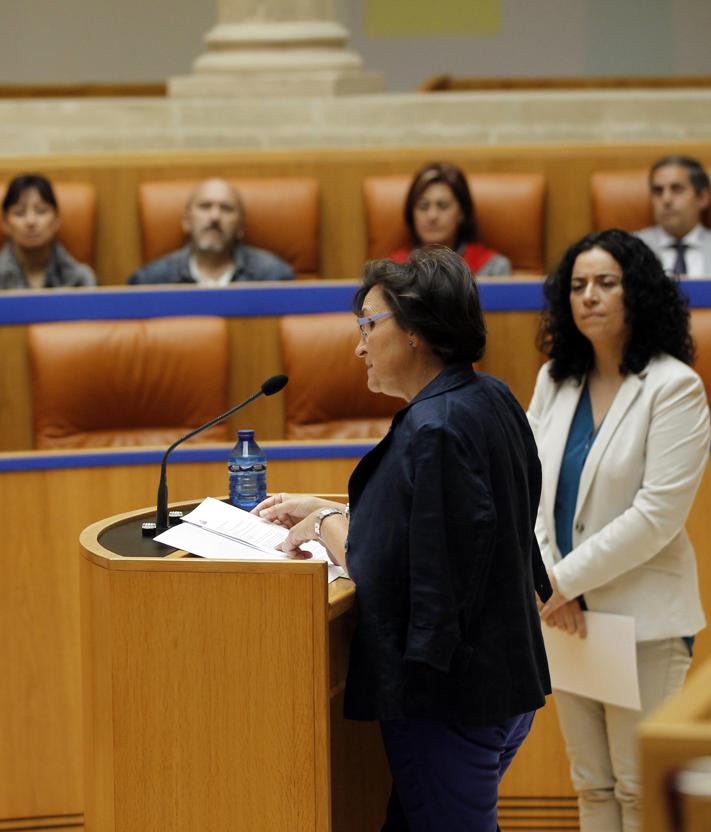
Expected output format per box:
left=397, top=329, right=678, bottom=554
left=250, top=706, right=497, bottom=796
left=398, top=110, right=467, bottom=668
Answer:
left=150, top=374, right=288, bottom=535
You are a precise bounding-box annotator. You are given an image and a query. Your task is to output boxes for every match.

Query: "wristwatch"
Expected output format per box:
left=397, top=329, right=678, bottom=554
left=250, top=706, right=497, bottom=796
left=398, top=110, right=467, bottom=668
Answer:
left=313, top=507, right=344, bottom=540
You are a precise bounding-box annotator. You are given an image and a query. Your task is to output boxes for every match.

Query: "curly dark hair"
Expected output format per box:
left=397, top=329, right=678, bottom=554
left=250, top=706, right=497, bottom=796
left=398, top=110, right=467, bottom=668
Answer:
left=538, top=229, right=695, bottom=382
left=353, top=246, right=486, bottom=365
left=403, top=162, right=477, bottom=249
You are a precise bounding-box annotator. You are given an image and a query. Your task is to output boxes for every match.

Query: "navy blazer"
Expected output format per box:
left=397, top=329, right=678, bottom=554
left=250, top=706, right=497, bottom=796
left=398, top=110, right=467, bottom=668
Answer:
left=344, top=364, right=551, bottom=726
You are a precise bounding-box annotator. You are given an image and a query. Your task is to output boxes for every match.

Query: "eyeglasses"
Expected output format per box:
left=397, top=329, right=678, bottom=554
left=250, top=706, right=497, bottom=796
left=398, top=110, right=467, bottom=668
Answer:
left=356, top=310, right=394, bottom=341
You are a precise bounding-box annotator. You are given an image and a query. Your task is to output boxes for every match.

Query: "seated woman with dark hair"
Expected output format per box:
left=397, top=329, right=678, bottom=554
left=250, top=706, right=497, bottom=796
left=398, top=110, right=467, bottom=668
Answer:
left=255, top=247, right=549, bottom=831
left=0, top=173, right=96, bottom=290
left=389, top=162, right=512, bottom=276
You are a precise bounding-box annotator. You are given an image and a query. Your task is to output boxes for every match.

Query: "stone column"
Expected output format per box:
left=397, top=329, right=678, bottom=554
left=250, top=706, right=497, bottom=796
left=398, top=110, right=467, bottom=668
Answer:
left=169, top=0, right=383, bottom=97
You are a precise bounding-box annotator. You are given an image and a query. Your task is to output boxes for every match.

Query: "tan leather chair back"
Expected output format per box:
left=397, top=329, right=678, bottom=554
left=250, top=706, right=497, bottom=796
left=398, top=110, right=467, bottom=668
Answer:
left=138, top=178, right=320, bottom=278
left=691, top=308, right=711, bottom=404
left=591, top=169, right=711, bottom=231
left=28, top=317, right=229, bottom=449
left=363, top=173, right=546, bottom=273
left=0, top=181, right=97, bottom=266
left=280, top=313, right=400, bottom=439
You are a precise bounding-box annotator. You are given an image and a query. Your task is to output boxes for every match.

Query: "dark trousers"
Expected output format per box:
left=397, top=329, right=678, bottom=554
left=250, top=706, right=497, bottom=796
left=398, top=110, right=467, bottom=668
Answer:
left=380, top=711, right=535, bottom=832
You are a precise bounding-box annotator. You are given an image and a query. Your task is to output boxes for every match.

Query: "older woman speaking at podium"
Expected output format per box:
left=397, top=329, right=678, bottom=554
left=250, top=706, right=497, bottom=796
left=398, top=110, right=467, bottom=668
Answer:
left=255, top=247, right=551, bottom=832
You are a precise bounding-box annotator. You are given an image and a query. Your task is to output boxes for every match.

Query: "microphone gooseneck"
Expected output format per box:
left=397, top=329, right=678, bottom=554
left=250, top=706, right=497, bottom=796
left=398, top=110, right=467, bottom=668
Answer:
left=153, top=374, right=289, bottom=534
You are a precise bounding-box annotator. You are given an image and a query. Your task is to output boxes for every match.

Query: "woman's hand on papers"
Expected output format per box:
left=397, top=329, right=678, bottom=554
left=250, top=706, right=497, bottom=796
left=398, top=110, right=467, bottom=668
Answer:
left=277, top=509, right=349, bottom=570
left=254, top=493, right=348, bottom=568
left=252, top=493, right=334, bottom=528
left=540, top=571, right=587, bottom=637
left=541, top=599, right=587, bottom=638
left=540, top=570, right=567, bottom=616
left=276, top=511, right=321, bottom=560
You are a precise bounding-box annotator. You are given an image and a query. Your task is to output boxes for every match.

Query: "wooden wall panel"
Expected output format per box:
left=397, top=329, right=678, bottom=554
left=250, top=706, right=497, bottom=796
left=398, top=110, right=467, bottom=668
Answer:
left=686, top=466, right=711, bottom=672
left=0, top=325, right=33, bottom=450
left=227, top=317, right=285, bottom=441
left=480, top=311, right=545, bottom=407
left=1, top=141, right=710, bottom=284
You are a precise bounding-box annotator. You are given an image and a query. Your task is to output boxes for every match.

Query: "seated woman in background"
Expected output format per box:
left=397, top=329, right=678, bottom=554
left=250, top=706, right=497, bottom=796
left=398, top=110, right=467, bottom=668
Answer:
left=529, top=229, right=709, bottom=832
left=389, top=161, right=512, bottom=276
left=0, top=174, right=96, bottom=289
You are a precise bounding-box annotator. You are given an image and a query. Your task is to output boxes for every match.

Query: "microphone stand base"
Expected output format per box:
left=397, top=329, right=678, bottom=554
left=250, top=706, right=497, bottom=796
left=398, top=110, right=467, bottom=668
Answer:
left=99, top=518, right=177, bottom=558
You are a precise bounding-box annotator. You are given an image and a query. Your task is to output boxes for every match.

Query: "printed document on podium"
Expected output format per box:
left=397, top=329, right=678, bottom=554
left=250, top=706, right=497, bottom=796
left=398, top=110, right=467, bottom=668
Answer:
left=542, top=611, right=641, bottom=710
left=155, top=497, right=346, bottom=583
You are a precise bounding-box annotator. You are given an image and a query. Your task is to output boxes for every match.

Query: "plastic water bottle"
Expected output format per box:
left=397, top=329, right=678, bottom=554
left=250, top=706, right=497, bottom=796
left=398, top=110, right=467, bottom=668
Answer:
left=228, top=429, right=267, bottom=511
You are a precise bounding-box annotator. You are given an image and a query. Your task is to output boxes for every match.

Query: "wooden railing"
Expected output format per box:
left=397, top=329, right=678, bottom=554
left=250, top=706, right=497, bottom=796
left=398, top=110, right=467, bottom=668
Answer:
left=419, top=75, right=711, bottom=92
left=640, top=659, right=711, bottom=832
left=0, top=83, right=166, bottom=98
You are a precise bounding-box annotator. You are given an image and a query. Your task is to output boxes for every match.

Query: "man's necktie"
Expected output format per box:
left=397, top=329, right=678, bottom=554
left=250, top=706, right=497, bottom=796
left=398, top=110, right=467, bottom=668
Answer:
left=671, top=242, right=688, bottom=276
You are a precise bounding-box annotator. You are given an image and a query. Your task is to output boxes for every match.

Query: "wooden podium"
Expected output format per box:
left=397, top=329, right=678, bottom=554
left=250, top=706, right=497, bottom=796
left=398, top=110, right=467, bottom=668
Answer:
left=80, top=502, right=391, bottom=832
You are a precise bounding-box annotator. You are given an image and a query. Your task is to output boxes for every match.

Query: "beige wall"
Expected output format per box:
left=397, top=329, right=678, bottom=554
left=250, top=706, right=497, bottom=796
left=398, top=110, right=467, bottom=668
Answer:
left=0, top=0, right=215, bottom=83
left=1, top=0, right=711, bottom=90
left=341, top=0, right=711, bottom=91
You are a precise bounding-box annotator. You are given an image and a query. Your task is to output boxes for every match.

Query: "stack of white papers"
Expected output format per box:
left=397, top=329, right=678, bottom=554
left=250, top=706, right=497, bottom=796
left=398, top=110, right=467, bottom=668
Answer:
left=155, top=497, right=346, bottom=583
left=542, top=611, right=641, bottom=710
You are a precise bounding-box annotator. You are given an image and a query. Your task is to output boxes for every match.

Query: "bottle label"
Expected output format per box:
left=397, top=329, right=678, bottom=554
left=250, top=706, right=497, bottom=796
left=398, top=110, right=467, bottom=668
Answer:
left=236, top=475, right=259, bottom=496
left=229, top=472, right=266, bottom=505
left=228, top=448, right=266, bottom=509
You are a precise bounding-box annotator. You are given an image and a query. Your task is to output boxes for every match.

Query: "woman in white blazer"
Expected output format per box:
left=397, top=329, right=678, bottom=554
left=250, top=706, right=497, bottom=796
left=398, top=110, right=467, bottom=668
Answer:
left=528, top=229, right=709, bottom=832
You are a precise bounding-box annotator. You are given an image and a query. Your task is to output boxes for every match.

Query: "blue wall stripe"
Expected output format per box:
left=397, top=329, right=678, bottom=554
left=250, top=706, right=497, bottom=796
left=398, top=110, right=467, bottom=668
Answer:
left=2, top=280, right=711, bottom=325
left=3, top=280, right=711, bottom=324
left=0, top=284, right=358, bottom=324
left=679, top=280, right=711, bottom=306
left=479, top=281, right=544, bottom=311
left=0, top=442, right=376, bottom=473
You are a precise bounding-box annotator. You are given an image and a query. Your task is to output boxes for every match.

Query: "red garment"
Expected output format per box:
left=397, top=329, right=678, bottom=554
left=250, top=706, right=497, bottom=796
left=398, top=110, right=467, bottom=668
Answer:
left=390, top=243, right=497, bottom=274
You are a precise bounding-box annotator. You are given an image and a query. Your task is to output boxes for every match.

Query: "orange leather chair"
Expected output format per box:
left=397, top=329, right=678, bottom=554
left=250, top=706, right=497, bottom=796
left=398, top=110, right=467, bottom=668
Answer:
left=591, top=169, right=711, bottom=231
left=279, top=313, right=400, bottom=439
left=362, top=173, right=546, bottom=274
left=138, top=178, right=320, bottom=279
left=0, top=181, right=97, bottom=266
left=28, top=317, right=229, bottom=449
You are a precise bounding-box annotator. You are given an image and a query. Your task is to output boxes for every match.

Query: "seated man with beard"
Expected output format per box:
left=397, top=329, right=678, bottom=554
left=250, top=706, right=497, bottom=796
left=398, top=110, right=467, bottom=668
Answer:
left=128, top=177, right=294, bottom=285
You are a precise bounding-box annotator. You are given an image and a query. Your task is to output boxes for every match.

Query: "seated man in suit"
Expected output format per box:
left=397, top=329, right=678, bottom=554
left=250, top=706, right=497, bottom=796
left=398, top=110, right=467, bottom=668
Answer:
left=128, top=178, right=294, bottom=285
left=636, top=155, right=711, bottom=277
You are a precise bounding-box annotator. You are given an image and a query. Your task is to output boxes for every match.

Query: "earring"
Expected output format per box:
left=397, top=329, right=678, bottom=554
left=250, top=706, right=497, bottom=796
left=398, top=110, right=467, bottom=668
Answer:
left=409, top=340, right=416, bottom=348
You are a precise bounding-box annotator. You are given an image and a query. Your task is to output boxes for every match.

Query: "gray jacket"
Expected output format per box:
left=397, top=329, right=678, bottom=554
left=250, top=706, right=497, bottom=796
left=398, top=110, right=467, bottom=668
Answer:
left=128, top=243, right=294, bottom=285
left=0, top=241, right=96, bottom=289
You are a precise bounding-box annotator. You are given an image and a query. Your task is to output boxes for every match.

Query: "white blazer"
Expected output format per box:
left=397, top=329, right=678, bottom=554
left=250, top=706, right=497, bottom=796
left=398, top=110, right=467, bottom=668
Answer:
left=528, top=354, right=709, bottom=641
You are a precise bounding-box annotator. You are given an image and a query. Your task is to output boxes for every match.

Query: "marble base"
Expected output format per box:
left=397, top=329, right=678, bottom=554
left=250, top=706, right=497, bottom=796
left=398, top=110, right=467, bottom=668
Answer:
left=170, top=19, right=385, bottom=98
left=169, top=69, right=384, bottom=98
